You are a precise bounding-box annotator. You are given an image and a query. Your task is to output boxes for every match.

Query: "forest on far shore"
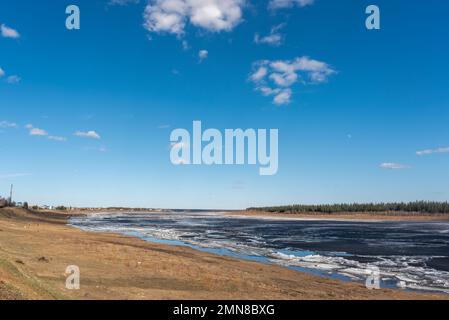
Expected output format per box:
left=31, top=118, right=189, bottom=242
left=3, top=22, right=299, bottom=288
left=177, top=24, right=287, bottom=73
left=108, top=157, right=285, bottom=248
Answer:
left=247, top=201, right=449, bottom=214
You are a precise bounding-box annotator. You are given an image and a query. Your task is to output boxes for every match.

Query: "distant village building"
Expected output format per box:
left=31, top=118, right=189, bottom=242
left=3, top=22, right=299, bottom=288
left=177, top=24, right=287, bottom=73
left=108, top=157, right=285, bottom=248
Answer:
left=0, top=197, right=7, bottom=208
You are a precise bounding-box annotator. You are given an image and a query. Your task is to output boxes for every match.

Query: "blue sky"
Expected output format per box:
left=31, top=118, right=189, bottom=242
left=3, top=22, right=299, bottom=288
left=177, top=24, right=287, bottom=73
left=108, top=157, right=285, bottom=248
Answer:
left=1, top=0, right=448, bottom=209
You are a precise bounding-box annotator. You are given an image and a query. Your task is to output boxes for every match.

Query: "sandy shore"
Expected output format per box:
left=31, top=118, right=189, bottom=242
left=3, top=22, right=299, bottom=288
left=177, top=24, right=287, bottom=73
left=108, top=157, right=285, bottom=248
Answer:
left=0, top=208, right=446, bottom=300
left=228, top=210, right=449, bottom=221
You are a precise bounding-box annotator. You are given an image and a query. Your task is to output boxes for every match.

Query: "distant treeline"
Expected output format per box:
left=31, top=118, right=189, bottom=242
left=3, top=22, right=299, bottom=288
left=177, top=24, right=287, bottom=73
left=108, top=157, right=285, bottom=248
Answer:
left=247, top=201, right=449, bottom=214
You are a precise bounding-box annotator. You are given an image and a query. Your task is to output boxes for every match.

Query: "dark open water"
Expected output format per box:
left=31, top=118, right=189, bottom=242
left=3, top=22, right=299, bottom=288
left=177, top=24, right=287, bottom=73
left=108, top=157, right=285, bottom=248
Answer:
left=70, top=211, right=449, bottom=294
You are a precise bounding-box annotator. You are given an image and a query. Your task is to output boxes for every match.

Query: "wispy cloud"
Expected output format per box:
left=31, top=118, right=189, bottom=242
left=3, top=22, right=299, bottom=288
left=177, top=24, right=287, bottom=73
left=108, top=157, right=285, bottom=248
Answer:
left=254, top=24, right=285, bottom=46
left=198, top=50, right=208, bottom=62
left=380, top=163, right=411, bottom=170
left=108, top=0, right=139, bottom=5
left=25, top=124, right=67, bottom=142
left=0, top=68, right=21, bottom=84
left=74, top=130, right=101, bottom=139
left=1, top=24, right=20, bottom=38
left=0, top=120, right=17, bottom=128
left=84, top=146, right=108, bottom=152
left=25, top=124, right=68, bottom=142
left=416, top=147, right=449, bottom=156
left=181, top=40, right=190, bottom=50
left=0, top=173, right=32, bottom=179
left=48, top=135, right=67, bottom=142
left=143, top=0, right=244, bottom=36
left=269, top=0, right=314, bottom=10
left=6, top=75, right=21, bottom=84
left=249, top=56, right=336, bottom=105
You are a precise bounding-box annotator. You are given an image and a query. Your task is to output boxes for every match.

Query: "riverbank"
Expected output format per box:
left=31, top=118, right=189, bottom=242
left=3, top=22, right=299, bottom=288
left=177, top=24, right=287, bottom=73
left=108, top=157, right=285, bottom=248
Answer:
left=229, top=210, right=449, bottom=221
left=0, top=208, right=446, bottom=300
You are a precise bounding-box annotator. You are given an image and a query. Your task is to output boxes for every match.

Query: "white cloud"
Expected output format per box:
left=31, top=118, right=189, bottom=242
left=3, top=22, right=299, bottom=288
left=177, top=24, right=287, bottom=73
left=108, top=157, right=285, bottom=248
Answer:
left=0, top=67, right=4, bottom=77
left=30, top=127, right=48, bottom=136
left=143, top=0, right=244, bottom=36
left=74, top=130, right=101, bottom=139
left=0, top=120, right=17, bottom=128
left=198, top=49, right=208, bottom=61
left=254, top=24, right=285, bottom=46
left=6, top=75, right=21, bottom=84
left=25, top=124, right=48, bottom=136
left=416, top=147, right=449, bottom=156
left=249, top=56, right=335, bottom=105
left=250, top=66, right=268, bottom=82
left=269, top=0, right=314, bottom=10
left=269, top=71, right=297, bottom=86
left=380, top=163, right=411, bottom=170
left=25, top=124, right=68, bottom=141
left=1, top=24, right=20, bottom=38
left=258, top=86, right=277, bottom=96
left=273, top=88, right=292, bottom=105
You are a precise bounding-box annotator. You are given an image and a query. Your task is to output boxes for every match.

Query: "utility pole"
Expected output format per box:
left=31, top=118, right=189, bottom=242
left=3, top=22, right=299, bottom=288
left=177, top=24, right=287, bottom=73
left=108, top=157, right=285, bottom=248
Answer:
left=9, top=184, right=13, bottom=206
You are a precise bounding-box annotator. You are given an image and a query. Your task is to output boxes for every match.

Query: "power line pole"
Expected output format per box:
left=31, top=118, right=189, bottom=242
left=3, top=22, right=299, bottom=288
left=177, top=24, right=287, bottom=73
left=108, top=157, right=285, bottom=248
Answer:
left=9, top=184, right=13, bottom=205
